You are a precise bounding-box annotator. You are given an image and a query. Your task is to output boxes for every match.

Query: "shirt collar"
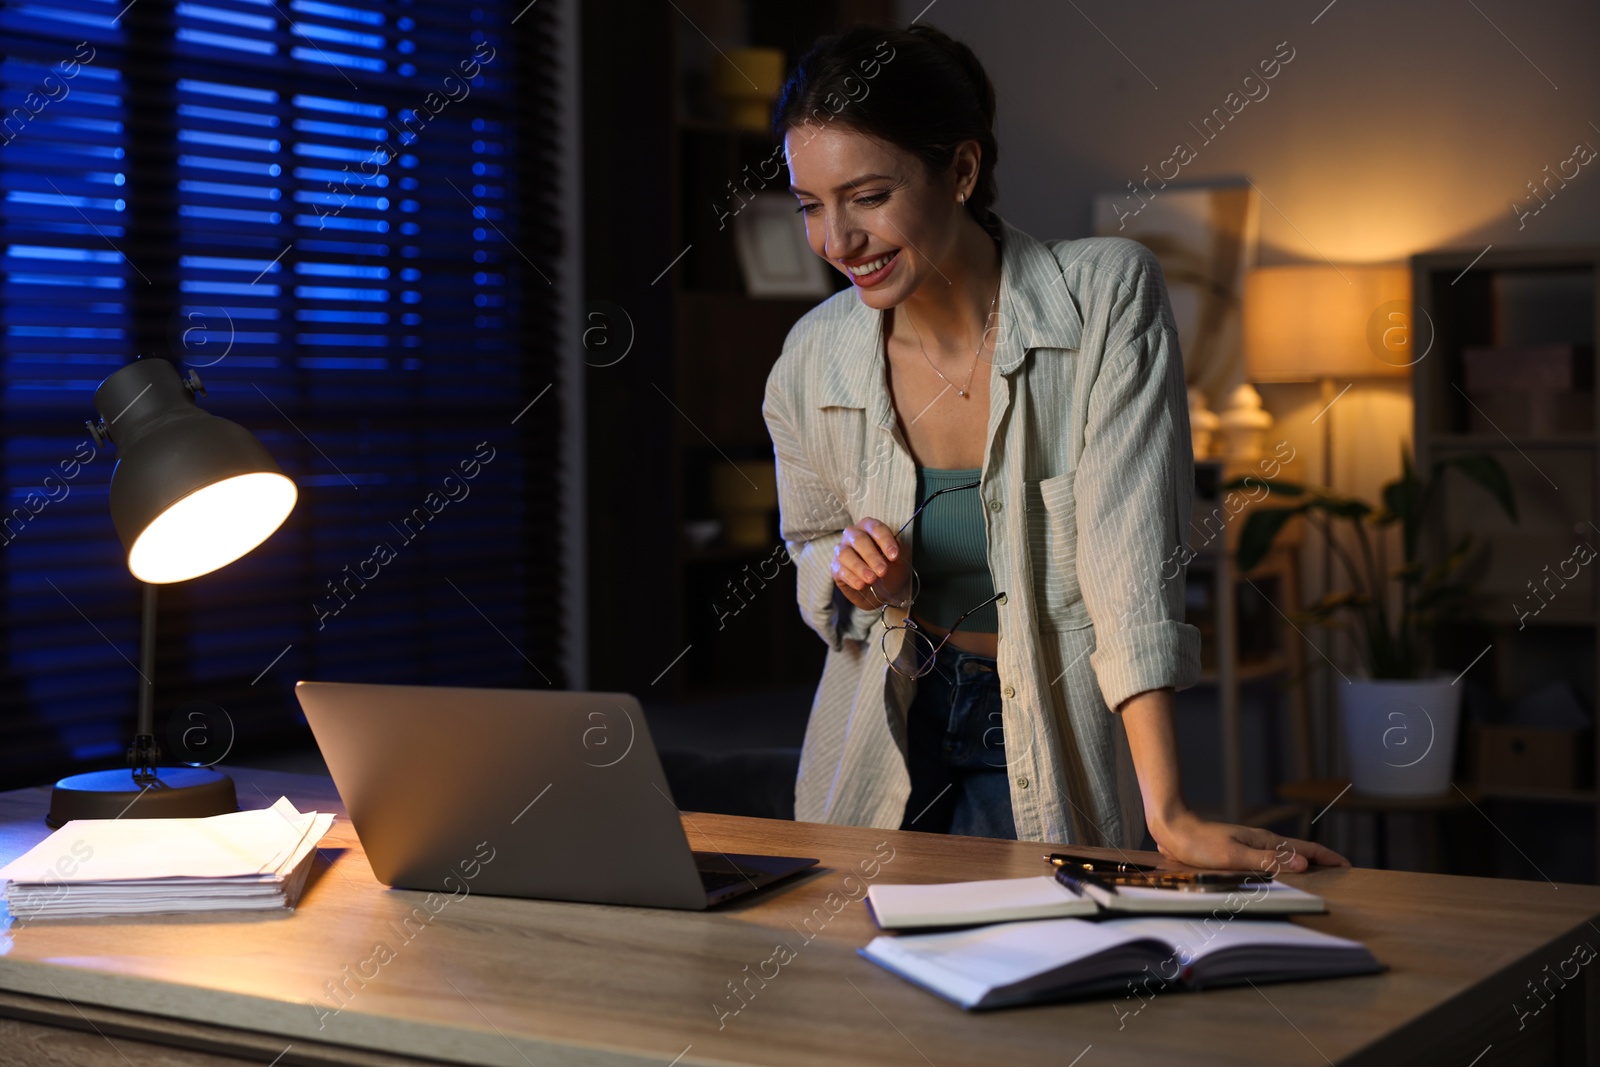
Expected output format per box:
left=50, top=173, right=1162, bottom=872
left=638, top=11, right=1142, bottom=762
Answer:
left=813, top=215, right=1084, bottom=411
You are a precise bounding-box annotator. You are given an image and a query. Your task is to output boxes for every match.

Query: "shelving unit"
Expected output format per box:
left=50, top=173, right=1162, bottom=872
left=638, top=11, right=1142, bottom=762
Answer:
left=582, top=1, right=893, bottom=701
left=665, top=2, right=896, bottom=700
left=1412, top=245, right=1600, bottom=876
left=1186, top=459, right=1314, bottom=828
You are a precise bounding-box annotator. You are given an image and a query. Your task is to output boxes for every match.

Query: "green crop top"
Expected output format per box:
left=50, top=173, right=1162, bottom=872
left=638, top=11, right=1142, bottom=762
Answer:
left=910, top=467, right=998, bottom=633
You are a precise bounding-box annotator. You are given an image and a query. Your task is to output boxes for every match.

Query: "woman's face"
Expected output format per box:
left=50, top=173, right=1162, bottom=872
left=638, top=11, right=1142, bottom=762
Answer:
left=785, top=124, right=963, bottom=311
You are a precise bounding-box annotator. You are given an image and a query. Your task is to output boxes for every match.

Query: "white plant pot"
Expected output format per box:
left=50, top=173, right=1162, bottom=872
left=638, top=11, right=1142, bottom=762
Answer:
left=1338, top=678, right=1462, bottom=797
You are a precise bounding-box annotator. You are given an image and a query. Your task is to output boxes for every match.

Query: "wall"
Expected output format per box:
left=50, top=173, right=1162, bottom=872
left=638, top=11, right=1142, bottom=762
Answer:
left=895, top=0, right=1600, bottom=498
left=901, top=0, right=1600, bottom=258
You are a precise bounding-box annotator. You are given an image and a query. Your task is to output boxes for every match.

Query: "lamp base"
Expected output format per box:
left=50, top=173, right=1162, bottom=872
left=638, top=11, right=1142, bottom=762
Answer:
left=47, top=766, right=238, bottom=828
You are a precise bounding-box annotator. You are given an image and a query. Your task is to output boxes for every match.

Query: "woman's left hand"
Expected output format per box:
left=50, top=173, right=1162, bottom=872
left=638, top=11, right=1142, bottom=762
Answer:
left=1148, top=810, right=1350, bottom=873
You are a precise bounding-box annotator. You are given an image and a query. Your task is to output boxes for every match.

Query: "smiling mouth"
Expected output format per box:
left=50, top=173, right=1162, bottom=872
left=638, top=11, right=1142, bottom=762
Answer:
left=845, top=250, right=899, bottom=277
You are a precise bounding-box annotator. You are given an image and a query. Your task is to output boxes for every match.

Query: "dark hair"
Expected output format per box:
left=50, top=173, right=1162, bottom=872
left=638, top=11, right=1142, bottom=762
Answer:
left=774, top=24, right=1000, bottom=228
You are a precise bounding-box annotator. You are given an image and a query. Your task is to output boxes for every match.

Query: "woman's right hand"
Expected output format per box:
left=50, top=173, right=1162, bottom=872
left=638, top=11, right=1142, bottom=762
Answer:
left=832, top=518, right=912, bottom=613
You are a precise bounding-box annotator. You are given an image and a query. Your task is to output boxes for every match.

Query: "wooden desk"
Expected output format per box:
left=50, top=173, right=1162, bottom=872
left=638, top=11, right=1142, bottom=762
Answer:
left=0, top=768, right=1597, bottom=1066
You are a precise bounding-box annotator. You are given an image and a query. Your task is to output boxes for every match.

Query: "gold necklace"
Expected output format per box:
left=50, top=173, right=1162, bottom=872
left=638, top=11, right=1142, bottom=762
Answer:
left=901, top=276, right=1001, bottom=399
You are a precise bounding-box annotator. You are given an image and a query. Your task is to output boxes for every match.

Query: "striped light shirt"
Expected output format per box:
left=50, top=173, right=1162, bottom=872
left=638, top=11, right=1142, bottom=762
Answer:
left=762, top=217, right=1202, bottom=847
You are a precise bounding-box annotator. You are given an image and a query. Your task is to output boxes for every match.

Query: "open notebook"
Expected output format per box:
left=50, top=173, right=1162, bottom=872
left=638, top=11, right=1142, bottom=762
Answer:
left=0, top=797, right=333, bottom=920
left=866, top=875, right=1324, bottom=930
left=861, top=915, right=1382, bottom=1010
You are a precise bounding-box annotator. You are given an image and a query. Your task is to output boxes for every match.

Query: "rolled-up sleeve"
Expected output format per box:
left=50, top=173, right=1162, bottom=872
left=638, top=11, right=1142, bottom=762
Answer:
left=763, top=365, right=879, bottom=653
left=1074, top=247, right=1203, bottom=711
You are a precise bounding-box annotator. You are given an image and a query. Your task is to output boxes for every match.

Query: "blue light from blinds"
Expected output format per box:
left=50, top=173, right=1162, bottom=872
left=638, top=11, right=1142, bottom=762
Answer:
left=179, top=104, right=280, bottom=127
left=178, top=78, right=277, bottom=103
left=5, top=5, right=120, bottom=31
left=1, top=3, right=136, bottom=771
left=176, top=4, right=276, bottom=32
left=293, top=94, right=385, bottom=117
left=291, top=1, right=384, bottom=26
left=177, top=28, right=278, bottom=55
left=3, top=0, right=532, bottom=782
left=290, top=46, right=385, bottom=73
left=292, top=23, right=383, bottom=49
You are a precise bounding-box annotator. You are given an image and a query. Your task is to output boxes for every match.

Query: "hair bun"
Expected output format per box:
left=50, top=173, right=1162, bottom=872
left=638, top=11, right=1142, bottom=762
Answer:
left=907, top=24, right=996, bottom=127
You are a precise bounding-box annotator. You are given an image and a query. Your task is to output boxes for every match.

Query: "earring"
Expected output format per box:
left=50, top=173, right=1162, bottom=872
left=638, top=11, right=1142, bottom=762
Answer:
left=957, top=192, right=966, bottom=205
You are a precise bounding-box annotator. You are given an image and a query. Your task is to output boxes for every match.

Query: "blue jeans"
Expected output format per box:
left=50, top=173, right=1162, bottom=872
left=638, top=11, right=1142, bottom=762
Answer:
left=898, top=640, right=1017, bottom=839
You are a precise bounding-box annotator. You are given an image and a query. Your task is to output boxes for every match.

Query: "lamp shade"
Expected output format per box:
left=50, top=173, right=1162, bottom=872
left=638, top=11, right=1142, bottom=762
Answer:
left=93, top=358, right=296, bottom=583
left=1243, top=265, right=1412, bottom=381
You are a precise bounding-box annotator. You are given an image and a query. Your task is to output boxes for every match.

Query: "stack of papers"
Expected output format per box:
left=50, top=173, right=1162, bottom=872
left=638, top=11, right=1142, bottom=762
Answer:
left=0, top=797, right=334, bottom=920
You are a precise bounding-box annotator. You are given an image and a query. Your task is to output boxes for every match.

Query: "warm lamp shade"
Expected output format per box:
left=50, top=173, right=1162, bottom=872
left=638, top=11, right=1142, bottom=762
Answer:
left=95, top=358, right=297, bottom=584
left=1243, top=265, right=1412, bottom=381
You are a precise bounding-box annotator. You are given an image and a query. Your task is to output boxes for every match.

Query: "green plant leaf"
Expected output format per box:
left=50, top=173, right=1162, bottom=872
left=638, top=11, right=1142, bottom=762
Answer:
left=1235, top=505, right=1308, bottom=572
left=1288, top=609, right=1363, bottom=637
left=1434, top=454, right=1519, bottom=524
left=1392, top=449, right=1421, bottom=560
left=1420, top=534, right=1474, bottom=589
left=1310, top=590, right=1371, bottom=611
left=1223, top=443, right=1518, bottom=682
left=1392, top=560, right=1425, bottom=584
left=1310, top=497, right=1373, bottom=521
left=1221, top=477, right=1307, bottom=498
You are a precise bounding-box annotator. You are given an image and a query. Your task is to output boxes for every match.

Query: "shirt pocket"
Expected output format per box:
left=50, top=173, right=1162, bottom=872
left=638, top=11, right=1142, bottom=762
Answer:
left=1024, top=472, right=1091, bottom=633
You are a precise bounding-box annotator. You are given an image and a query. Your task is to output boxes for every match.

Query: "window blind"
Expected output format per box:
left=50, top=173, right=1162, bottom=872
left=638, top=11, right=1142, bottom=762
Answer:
left=0, top=0, right=565, bottom=787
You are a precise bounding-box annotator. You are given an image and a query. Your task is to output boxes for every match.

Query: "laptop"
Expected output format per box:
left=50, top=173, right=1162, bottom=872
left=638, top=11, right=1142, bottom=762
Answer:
left=294, top=681, right=818, bottom=909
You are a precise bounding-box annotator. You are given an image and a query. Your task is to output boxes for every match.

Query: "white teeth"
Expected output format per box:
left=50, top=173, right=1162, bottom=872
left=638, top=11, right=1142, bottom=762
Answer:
left=847, top=252, right=894, bottom=276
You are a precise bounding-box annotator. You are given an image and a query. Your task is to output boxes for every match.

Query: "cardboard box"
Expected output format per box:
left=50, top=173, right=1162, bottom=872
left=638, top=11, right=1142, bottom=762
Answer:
left=1462, top=344, right=1594, bottom=435
left=1462, top=345, right=1592, bottom=391
left=1464, top=389, right=1593, bottom=436
left=1473, top=725, right=1593, bottom=790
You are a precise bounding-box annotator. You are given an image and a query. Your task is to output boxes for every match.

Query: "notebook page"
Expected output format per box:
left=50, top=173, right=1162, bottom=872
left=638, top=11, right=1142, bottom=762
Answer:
left=861, top=917, right=1158, bottom=1008
left=1102, top=915, right=1368, bottom=967
left=1080, top=878, right=1324, bottom=914
left=867, top=876, right=1095, bottom=928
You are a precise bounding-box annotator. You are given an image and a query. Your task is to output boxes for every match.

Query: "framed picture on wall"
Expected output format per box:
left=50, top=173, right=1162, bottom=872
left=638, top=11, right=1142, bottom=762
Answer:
left=1092, top=181, right=1260, bottom=408
left=733, top=192, right=833, bottom=299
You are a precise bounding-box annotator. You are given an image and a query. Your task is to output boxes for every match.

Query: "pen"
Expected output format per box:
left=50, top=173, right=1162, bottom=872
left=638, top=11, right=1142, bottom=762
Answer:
left=1054, top=865, right=1118, bottom=897
left=1044, top=852, right=1157, bottom=874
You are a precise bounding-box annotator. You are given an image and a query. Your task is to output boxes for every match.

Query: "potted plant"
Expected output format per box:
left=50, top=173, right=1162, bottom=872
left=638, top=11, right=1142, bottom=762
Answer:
left=1228, top=450, right=1518, bottom=796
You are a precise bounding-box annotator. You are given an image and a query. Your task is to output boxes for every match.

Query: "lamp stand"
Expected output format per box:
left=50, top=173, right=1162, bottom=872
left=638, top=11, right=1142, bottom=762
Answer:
left=1318, top=376, right=1339, bottom=782
left=46, top=583, right=237, bottom=827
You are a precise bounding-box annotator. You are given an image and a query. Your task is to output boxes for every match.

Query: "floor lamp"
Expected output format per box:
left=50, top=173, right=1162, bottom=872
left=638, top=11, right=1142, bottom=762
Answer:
left=1242, top=264, right=1412, bottom=778
left=46, top=356, right=298, bottom=827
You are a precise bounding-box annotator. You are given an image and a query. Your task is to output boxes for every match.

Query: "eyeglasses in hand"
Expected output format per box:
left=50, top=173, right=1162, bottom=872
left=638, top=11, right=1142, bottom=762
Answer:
left=869, top=479, right=1007, bottom=679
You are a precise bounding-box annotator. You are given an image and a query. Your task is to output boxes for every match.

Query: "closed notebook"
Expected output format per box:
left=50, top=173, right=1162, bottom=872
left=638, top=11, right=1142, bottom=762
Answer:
left=860, top=915, right=1382, bottom=1010
left=866, top=876, right=1098, bottom=929
left=866, top=875, right=1323, bottom=930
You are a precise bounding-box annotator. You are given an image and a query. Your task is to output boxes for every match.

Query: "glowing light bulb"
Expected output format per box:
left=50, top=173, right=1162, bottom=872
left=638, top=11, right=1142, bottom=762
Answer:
left=128, top=473, right=297, bottom=583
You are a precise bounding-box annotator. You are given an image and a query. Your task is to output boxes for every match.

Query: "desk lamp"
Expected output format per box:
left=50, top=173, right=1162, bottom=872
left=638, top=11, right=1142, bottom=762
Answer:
left=46, top=356, right=297, bottom=827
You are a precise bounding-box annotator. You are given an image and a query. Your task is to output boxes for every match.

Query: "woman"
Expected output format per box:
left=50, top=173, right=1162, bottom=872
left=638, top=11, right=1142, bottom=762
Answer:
left=762, top=24, right=1346, bottom=873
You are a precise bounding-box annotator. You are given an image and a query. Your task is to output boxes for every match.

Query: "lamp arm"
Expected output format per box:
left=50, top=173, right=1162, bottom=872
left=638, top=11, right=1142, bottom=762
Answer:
left=129, top=581, right=161, bottom=780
